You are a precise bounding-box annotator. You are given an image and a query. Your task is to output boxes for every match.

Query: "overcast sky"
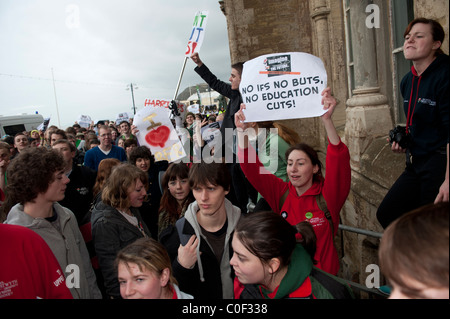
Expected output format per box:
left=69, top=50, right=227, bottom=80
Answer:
left=0, top=0, right=231, bottom=128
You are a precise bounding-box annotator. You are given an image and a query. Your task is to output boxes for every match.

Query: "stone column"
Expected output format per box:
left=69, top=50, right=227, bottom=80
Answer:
left=344, top=0, right=392, bottom=168
left=309, top=0, right=333, bottom=149
left=310, top=0, right=332, bottom=77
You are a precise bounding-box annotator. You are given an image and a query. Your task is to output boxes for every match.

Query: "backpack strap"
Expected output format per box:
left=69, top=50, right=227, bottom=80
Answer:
left=315, top=193, right=334, bottom=236
left=278, top=188, right=289, bottom=212
left=279, top=189, right=334, bottom=236
left=175, top=218, right=191, bottom=246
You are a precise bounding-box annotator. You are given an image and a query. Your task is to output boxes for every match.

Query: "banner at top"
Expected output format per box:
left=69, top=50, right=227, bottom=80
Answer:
left=185, top=11, right=209, bottom=57
left=240, top=52, right=328, bottom=122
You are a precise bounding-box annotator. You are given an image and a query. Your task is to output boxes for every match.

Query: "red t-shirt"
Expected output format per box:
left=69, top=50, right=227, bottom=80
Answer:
left=0, top=224, right=73, bottom=299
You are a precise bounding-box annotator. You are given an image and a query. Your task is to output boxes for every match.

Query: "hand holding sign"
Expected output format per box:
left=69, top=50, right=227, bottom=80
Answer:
left=240, top=52, right=328, bottom=122
left=133, top=107, right=186, bottom=163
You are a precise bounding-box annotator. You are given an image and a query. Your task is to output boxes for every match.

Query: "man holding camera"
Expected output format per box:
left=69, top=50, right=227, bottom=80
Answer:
left=377, top=18, right=449, bottom=228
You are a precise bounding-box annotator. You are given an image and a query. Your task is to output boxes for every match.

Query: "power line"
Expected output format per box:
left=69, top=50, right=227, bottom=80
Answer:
left=0, top=72, right=126, bottom=87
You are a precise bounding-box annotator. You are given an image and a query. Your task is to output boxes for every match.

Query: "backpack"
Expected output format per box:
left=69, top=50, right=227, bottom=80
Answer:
left=278, top=189, right=335, bottom=235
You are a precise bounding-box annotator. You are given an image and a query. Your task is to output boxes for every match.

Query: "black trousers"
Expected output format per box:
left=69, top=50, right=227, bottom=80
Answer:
left=376, top=151, right=447, bottom=229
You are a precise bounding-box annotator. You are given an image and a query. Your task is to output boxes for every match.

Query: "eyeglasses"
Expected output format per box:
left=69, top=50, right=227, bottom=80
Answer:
left=99, top=133, right=112, bottom=138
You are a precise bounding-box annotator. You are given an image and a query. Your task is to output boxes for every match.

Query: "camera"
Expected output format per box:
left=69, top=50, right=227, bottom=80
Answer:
left=169, top=100, right=180, bottom=117
left=389, top=125, right=411, bottom=149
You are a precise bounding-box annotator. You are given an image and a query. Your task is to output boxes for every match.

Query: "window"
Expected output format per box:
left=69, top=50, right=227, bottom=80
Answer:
left=390, top=0, right=414, bottom=124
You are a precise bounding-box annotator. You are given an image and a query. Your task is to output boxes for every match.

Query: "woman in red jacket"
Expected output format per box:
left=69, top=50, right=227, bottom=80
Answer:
left=235, top=88, right=351, bottom=275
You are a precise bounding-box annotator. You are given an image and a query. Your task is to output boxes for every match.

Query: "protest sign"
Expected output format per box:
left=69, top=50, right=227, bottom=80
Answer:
left=187, top=104, right=200, bottom=114
left=185, top=11, right=209, bottom=57
left=239, top=52, right=328, bottom=122
left=133, top=106, right=186, bottom=163
left=115, top=112, right=131, bottom=125
left=77, top=115, right=91, bottom=128
left=37, top=117, right=51, bottom=132
left=143, top=98, right=187, bottom=120
left=201, top=121, right=221, bottom=145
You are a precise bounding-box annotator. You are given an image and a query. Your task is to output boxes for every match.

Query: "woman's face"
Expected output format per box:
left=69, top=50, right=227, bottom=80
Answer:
left=286, top=150, right=318, bottom=194
left=403, top=22, right=441, bottom=62
left=168, top=177, right=190, bottom=203
left=118, top=262, right=170, bottom=299
left=136, top=158, right=151, bottom=172
left=230, top=234, right=271, bottom=286
left=127, top=178, right=147, bottom=208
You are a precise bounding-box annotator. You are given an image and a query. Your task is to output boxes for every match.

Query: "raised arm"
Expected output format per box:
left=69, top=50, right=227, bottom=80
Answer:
left=320, top=87, right=340, bottom=145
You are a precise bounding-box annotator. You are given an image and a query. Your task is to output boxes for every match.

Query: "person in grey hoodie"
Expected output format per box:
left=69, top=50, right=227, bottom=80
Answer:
left=160, top=161, right=242, bottom=299
left=3, top=147, right=102, bottom=299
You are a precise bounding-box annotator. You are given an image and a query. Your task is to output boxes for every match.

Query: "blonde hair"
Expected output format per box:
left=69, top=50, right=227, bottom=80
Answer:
left=101, top=163, right=148, bottom=210
left=115, top=238, right=177, bottom=286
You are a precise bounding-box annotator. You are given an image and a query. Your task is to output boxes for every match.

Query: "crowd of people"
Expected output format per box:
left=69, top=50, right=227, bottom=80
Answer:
left=0, top=18, right=448, bottom=300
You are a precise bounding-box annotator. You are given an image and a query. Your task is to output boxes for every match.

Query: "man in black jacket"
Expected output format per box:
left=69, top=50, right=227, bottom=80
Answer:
left=190, top=52, right=257, bottom=213
left=53, top=139, right=97, bottom=226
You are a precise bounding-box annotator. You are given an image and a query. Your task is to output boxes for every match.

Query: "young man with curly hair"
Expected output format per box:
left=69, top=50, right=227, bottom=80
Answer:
left=3, top=147, right=102, bottom=299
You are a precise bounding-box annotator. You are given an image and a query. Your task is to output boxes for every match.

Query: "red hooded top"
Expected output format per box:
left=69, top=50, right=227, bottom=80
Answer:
left=239, top=139, right=351, bottom=275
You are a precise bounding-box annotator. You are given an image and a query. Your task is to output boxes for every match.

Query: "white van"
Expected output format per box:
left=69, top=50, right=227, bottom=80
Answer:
left=0, top=114, right=44, bottom=137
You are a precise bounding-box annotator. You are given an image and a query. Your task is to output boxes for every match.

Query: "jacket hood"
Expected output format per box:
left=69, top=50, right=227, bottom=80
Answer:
left=91, top=199, right=114, bottom=226
left=183, top=198, right=241, bottom=299
left=5, top=203, right=71, bottom=229
left=288, top=179, right=323, bottom=198
left=260, top=244, right=313, bottom=299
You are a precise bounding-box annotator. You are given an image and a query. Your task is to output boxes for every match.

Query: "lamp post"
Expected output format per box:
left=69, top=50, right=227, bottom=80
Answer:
left=126, top=83, right=138, bottom=114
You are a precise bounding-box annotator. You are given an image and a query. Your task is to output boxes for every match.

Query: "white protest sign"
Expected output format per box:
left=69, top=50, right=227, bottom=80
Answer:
left=201, top=121, right=221, bottom=145
left=115, top=112, right=131, bottom=125
left=239, top=52, right=328, bottom=122
left=133, top=106, right=186, bottom=163
left=37, top=117, right=51, bottom=131
left=77, top=115, right=92, bottom=128
left=187, top=103, right=200, bottom=114
left=143, top=98, right=187, bottom=120
left=185, top=11, right=209, bottom=57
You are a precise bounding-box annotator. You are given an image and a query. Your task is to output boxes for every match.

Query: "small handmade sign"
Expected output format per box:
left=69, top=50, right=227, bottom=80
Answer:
left=133, top=106, right=186, bottom=162
left=185, top=11, right=209, bottom=57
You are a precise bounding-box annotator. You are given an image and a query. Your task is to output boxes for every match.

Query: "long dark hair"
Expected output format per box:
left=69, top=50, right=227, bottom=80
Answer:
left=234, top=211, right=317, bottom=273
left=158, top=163, right=194, bottom=223
left=285, top=143, right=323, bottom=182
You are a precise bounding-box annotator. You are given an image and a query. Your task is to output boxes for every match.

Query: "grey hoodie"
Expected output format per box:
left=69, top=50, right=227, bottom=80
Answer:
left=4, top=203, right=102, bottom=299
left=183, top=198, right=241, bottom=299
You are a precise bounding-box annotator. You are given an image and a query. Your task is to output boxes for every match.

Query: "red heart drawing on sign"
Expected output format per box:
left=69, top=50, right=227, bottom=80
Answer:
left=145, top=125, right=170, bottom=148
